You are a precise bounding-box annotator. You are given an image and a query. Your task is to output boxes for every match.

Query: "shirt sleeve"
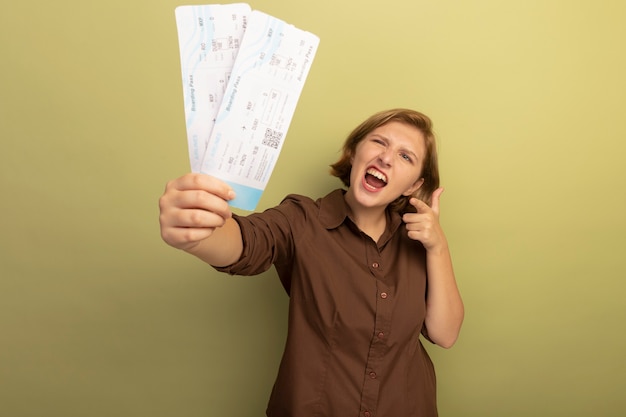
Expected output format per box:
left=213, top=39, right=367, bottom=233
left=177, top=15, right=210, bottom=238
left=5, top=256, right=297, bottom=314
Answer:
left=420, top=324, right=435, bottom=344
left=213, top=194, right=311, bottom=281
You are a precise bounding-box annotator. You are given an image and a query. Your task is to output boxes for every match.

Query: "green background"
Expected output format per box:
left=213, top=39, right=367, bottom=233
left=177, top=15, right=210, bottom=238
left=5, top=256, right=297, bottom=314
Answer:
left=2, top=0, right=625, bottom=416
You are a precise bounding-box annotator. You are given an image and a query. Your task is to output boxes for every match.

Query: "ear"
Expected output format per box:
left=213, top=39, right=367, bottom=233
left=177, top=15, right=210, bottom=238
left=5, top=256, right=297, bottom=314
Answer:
left=402, top=177, right=424, bottom=196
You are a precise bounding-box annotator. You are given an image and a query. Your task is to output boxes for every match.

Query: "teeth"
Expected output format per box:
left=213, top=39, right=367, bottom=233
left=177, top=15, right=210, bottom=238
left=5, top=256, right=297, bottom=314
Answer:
left=366, top=168, right=387, bottom=183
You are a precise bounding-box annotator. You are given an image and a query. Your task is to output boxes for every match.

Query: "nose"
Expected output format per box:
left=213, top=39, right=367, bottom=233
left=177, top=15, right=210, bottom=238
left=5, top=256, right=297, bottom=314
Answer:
left=378, top=148, right=393, bottom=166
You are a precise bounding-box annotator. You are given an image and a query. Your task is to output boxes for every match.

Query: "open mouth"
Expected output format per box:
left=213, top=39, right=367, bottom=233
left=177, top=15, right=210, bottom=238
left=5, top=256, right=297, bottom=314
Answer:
left=365, top=168, right=388, bottom=189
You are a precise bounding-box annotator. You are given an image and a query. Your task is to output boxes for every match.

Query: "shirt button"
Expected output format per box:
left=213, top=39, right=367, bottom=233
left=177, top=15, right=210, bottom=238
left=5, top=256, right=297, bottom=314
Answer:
left=364, top=412, right=371, bottom=417
left=377, top=332, right=385, bottom=339
left=380, top=292, right=388, bottom=299
left=369, top=371, right=377, bottom=379
left=372, top=262, right=379, bottom=269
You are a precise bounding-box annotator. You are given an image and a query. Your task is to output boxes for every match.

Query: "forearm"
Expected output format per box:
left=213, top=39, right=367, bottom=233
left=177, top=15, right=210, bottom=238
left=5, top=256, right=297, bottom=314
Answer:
left=186, top=218, right=244, bottom=267
left=424, top=244, right=464, bottom=348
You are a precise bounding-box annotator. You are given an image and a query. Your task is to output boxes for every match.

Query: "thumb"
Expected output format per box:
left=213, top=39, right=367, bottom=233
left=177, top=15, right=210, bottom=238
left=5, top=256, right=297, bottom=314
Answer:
left=430, top=188, right=444, bottom=215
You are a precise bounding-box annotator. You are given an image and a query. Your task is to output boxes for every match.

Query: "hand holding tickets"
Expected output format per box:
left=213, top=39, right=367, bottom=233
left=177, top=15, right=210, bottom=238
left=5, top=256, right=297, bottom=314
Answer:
left=175, top=4, right=320, bottom=211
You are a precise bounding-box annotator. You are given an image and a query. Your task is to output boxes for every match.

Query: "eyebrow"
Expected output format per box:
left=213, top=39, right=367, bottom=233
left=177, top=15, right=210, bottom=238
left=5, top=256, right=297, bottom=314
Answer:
left=370, top=133, right=420, bottom=161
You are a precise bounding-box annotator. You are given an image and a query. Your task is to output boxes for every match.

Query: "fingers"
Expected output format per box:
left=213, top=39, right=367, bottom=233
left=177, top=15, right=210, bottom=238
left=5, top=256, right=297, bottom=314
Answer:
left=166, top=173, right=236, bottom=202
left=158, top=173, right=236, bottom=249
left=166, top=194, right=231, bottom=228
left=167, top=187, right=233, bottom=223
left=402, top=188, right=446, bottom=249
left=407, top=187, right=444, bottom=214
left=402, top=208, right=442, bottom=250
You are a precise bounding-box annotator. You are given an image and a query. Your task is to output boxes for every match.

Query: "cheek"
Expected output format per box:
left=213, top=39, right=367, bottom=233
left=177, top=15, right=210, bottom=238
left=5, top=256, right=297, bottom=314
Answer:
left=403, top=169, right=424, bottom=191
left=408, top=165, right=423, bottom=182
left=349, top=166, right=361, bottom=185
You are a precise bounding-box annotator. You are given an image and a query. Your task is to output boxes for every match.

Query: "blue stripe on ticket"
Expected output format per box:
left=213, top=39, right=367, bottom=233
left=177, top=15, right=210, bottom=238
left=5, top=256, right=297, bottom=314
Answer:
left=225, top=181, right=264, bottom=211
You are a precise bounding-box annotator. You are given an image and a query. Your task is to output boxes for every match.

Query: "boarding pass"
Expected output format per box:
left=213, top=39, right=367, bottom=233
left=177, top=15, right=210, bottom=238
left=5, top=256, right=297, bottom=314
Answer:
left=175, top=4, right=319, bottom=210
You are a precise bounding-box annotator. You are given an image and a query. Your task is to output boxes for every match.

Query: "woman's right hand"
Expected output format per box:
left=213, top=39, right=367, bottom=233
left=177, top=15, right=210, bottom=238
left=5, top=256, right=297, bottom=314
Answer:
left=158, top=173, right=236, bottom=252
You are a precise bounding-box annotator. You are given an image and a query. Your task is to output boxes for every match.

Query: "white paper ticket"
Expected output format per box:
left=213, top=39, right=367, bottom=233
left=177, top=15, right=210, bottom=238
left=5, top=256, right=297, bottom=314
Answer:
left=199, top=10, right=319, bottom=210
left=175, top=3, right=251, bottom=173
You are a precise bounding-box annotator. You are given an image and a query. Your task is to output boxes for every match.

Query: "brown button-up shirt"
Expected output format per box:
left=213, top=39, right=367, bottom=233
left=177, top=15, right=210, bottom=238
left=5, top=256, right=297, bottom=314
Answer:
left=216, top=189, right=437, bottom=417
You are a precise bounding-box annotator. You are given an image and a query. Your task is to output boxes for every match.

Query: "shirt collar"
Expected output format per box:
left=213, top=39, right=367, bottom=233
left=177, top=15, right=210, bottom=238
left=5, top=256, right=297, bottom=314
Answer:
left=318, top=189, right=403, bottom=236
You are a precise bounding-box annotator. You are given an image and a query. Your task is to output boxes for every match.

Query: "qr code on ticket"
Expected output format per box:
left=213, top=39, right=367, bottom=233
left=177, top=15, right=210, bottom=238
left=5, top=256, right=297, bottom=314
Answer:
left=262, top=128, right=283, bottom=149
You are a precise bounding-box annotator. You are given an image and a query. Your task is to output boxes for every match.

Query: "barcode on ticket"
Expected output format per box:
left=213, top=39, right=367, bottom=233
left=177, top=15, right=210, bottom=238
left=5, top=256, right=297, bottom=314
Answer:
left=262, top=128, right=283, bottom=149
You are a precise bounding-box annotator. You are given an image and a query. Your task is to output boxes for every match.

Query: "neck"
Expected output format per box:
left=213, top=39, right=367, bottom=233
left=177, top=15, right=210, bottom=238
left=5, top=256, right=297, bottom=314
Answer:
left=344, top=192, right=387, bottom=241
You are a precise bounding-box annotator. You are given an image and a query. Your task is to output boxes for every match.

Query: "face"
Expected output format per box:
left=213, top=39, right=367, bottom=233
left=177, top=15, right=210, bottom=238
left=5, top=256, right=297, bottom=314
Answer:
left=345, top=121, right=426, bottom=212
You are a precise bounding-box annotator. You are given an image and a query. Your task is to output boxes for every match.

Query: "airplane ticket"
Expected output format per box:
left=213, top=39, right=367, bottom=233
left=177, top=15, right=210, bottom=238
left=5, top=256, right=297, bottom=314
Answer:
left=198, top=10, right=319, bottom=210
left=175, top=3, right=251, bottom=173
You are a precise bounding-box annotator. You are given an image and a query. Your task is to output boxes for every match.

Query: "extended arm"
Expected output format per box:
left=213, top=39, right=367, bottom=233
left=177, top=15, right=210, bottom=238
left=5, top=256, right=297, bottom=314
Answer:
left=158, top=173, right=244, bottom=267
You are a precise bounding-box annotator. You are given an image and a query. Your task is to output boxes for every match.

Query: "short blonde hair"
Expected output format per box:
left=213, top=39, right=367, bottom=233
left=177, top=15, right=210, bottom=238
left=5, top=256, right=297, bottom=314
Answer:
left=330, top=108, right=440, bottom=212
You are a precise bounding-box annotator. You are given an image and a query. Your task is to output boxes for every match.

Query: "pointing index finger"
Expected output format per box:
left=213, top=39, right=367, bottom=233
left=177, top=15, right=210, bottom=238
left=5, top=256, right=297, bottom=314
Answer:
left=409, top=197, right=429, bottom=213
left=408, top=187, right=444, bottom=213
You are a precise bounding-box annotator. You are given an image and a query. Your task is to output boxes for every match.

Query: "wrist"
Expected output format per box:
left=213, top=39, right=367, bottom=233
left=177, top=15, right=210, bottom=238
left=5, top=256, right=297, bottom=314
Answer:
left=425, top=240, right=449, bottom=256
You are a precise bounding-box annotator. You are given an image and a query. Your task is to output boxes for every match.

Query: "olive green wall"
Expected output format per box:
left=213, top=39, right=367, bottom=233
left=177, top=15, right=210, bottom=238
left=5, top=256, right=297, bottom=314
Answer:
left=2, top=0, right=625, bottom=416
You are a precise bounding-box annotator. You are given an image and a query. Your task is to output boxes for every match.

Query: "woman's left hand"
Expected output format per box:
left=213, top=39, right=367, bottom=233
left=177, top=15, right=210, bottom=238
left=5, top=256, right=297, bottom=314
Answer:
left=402, top=188, right=447, bottom=252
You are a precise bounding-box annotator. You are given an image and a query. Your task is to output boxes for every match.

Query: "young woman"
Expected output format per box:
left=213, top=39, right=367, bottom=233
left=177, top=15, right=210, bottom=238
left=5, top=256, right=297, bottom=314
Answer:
left=159, top=108, right=464, bottom=417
